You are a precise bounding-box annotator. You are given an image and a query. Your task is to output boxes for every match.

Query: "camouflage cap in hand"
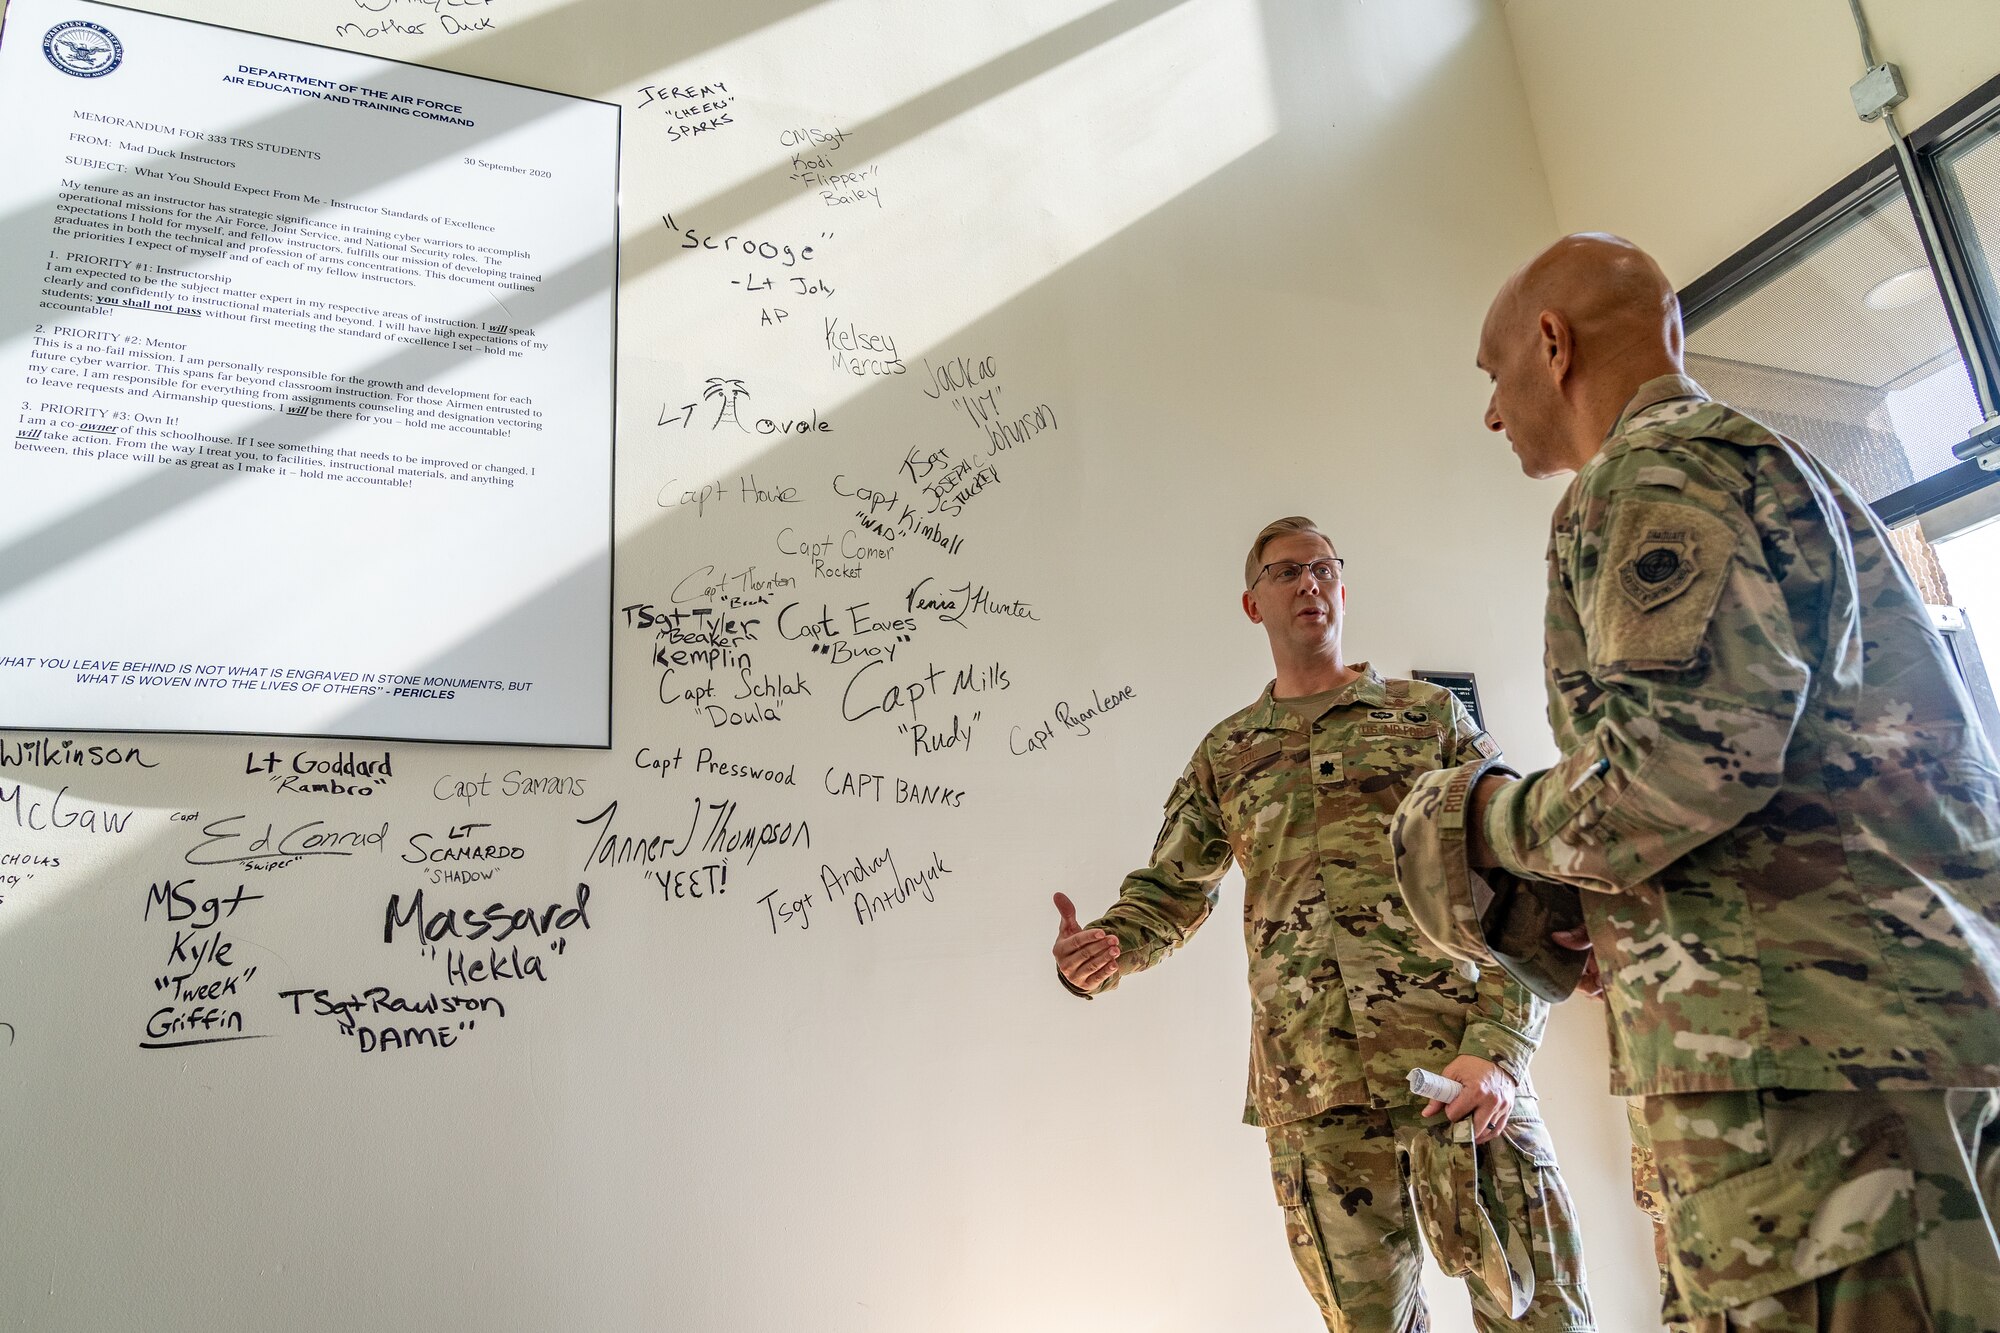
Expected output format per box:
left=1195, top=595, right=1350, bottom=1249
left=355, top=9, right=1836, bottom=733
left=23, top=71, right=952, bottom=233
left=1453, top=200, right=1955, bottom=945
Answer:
left=1391, top=756, right=1587, bottom=1004
left=1411, top=1118, right=1535, bottom=1319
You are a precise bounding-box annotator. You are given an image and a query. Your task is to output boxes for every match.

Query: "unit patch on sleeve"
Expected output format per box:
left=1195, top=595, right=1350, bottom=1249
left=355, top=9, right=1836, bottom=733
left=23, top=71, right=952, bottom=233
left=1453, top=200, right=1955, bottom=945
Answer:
left=1593, top=499, right=1736, bottom=671
left=1617, top=528, right=1699, bottom=610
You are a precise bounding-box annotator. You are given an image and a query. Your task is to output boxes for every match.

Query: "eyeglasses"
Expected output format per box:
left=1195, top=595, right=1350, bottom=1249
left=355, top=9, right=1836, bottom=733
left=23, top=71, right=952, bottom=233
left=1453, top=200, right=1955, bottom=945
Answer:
left=1254, top=558, right=1343, bottom=588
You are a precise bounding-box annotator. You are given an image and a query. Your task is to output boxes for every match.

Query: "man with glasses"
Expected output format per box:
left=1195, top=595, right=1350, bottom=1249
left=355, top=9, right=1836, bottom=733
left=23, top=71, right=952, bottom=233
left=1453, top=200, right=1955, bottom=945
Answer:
left=1051, top=516, right=1595, bottom=1332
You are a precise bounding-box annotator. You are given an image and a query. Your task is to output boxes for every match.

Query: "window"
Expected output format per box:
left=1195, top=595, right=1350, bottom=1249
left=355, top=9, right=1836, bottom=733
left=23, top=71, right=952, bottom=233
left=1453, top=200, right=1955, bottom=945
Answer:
left=1681, top=71, right=2000, bottom=726
left=1684, top=183, right=1985, bottom=507
left=1935, top=113, right=2000, bottom=360
left=1934, top=517, right=2000, bottom=740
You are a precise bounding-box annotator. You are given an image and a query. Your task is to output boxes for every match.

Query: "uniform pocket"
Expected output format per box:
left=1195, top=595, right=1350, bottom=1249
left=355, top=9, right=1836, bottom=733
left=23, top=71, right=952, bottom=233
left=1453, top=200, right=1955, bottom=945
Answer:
left=1218, top=736, right=1291, bottom=824
left=1152, top=776, right=1198, bottom=855
left=1664, top=1113, right=1919, bottom=1316
left=1268, top=1152, right=1338, bottom=1315
left=1352, top=727, right=1447, bottom=797
left=1500, top=1115, right=1559, bottom=1168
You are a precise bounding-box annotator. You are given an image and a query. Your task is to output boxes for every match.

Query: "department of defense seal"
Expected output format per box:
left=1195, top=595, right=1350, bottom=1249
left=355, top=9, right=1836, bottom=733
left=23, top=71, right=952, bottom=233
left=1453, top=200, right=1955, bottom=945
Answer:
left=43, top=21, right=123, bottom=78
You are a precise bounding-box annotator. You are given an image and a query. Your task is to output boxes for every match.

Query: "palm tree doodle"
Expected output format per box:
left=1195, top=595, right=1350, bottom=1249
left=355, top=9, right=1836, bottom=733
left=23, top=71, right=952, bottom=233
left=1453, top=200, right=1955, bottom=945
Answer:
left=704, top=378, right=751, bottom=431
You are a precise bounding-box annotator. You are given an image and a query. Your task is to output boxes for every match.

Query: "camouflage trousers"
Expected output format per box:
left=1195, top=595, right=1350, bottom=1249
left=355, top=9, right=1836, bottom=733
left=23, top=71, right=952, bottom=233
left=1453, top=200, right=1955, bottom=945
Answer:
left=1265, top=1099, right=1595, bottom=1332
left=1633, top=1087, right=2000, bottom=1332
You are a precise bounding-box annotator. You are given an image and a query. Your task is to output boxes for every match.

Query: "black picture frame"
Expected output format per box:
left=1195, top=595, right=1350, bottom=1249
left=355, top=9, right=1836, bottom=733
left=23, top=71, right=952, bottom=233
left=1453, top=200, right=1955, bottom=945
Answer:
left=1412, top=669, right=1484, bottom=731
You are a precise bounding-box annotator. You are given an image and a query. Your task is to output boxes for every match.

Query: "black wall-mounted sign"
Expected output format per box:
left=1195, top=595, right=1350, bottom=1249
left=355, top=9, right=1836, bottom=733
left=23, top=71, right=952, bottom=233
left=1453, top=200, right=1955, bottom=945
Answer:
left=1412, top=670, right=1484, bottom=731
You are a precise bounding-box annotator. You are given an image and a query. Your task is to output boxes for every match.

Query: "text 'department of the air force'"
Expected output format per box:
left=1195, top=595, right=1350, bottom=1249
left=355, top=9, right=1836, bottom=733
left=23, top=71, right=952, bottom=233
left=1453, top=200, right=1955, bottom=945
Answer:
left=0, top=0, right=618, bottom=746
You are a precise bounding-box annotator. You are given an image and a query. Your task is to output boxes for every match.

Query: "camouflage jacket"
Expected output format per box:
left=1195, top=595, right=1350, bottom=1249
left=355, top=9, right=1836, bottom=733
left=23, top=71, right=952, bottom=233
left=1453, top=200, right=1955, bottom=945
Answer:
left=1484, top=374, right=2000, bottom=1097
left=1089, top=666, right=1546, bottom=1127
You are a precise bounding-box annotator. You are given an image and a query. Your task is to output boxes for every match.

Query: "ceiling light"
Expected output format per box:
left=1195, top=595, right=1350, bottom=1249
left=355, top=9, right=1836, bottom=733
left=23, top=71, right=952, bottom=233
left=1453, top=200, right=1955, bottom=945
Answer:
left=1865, top=266, right=1935, bottom=310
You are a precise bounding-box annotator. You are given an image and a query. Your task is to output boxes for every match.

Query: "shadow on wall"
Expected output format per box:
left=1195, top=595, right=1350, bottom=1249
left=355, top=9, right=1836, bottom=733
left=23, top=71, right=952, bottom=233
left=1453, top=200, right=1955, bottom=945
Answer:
left=0, top=0, right=1292, bottom=997
left=329, top=0, right=1547, bottom=744
left=0, top=4, right=1663, bottom=1329
left=0, top=0, right=1547, bottom=938
left=0, top=0, right=1199, bottom=603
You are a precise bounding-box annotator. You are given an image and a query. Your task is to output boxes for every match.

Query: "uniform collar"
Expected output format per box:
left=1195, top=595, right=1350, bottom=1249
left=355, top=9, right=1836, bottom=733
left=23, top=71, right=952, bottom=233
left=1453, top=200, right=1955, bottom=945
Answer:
left=1612, top=373, right=1709, bottom=436
left=1244, top=663, right=1386, bottom=731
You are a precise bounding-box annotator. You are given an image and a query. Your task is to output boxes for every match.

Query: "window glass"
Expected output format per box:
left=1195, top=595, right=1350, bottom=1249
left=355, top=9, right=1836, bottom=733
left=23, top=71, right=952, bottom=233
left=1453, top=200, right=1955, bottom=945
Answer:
left=1938, top=114, right=2000, bottom=359
left=1932, top=516, right=2000, bottom=743
left=1684, top=187, right=1986, bottom=505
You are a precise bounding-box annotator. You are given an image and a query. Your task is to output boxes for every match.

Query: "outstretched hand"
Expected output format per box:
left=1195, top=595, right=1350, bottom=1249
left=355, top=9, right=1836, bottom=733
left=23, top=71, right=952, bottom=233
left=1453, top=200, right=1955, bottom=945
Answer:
left=1052, top=893, right=1120, bottom=993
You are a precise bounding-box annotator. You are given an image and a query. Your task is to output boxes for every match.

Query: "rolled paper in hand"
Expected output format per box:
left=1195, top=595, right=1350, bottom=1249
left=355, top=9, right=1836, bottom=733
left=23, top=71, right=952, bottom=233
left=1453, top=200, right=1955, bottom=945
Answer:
left=1408, top=1067, right=1464, bottom=1103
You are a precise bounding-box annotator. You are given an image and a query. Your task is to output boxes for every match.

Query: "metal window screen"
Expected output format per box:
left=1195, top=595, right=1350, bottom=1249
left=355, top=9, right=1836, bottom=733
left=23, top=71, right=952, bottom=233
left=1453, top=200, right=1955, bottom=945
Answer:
left=1684, top=187, right=1985, bottom=505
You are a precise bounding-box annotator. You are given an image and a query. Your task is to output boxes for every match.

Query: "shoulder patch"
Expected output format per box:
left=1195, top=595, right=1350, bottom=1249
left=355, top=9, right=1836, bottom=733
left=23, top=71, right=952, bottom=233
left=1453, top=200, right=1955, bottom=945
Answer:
left=1617, top=524, right=1701, bottom=610
left=1592, top=499, right=1736, bottom=671
left=1472, top=732, right=1501, bottom=760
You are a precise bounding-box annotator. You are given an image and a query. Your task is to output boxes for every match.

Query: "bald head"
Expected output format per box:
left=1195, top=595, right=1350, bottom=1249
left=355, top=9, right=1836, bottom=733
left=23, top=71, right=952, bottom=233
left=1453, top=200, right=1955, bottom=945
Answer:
left=1488, top=233, right=1683, bottom=367
left=1477, top=234, right=1687, bottom=477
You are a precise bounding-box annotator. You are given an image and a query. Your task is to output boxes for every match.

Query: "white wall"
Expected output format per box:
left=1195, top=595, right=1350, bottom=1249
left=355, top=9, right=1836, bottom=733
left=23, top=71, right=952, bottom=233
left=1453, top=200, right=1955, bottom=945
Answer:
left=0, top=1, right=1665, bottom=1330
left=1501, top=0, right=2000, bottom=283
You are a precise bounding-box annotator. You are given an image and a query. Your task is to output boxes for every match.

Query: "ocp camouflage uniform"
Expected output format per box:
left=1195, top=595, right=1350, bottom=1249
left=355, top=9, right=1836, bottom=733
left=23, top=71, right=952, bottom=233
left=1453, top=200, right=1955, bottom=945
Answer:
left=1476, top=374, right=2000, bottom=1330
left=1625, top=1099, right=1671, bottom=1304
left=1080, top=667, right=1594, bottom=1331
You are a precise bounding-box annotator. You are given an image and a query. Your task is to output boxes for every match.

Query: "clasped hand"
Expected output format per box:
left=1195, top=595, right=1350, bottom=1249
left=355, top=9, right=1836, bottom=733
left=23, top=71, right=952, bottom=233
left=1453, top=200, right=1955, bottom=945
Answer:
left=1419, top=1054, right=1516, bottom=1144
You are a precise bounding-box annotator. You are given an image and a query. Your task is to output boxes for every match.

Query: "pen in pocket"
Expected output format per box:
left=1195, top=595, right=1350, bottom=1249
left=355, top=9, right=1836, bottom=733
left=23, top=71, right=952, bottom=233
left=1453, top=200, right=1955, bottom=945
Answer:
left=1567, top=756, right=1610, bottom=794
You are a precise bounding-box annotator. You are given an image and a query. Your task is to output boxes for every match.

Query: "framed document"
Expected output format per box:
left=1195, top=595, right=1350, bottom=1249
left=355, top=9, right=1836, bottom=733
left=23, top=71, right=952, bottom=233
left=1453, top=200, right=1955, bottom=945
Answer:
left=1412, top=669, right=1484, bottom=731
left=0, top=0, right=619, bottom=746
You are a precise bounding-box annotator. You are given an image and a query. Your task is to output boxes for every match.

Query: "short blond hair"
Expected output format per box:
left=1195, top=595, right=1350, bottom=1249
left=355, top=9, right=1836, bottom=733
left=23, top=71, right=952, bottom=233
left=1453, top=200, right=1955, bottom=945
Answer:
left=1245, top=516, right=1338, bottom=588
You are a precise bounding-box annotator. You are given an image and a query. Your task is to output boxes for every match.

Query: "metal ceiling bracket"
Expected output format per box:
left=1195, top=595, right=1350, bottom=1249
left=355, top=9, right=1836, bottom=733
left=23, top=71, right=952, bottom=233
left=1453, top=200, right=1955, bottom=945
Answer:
left=1953, top=416, right=2000, bottom=470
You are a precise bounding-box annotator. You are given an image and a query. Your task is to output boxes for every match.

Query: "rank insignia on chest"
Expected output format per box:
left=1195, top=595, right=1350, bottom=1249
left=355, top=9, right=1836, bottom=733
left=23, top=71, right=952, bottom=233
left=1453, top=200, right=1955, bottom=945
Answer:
left=1318, top=759, right=1337, bottom=777
left=1617, top=527, right=1699, bottom=610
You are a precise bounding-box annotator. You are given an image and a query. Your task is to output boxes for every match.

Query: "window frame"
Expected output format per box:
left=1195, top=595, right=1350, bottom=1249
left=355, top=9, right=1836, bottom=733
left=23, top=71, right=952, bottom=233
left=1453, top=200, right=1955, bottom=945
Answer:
left=1679, top=70, right=2000, bottom=531
left=1908, top=71, right=2000, bottom=390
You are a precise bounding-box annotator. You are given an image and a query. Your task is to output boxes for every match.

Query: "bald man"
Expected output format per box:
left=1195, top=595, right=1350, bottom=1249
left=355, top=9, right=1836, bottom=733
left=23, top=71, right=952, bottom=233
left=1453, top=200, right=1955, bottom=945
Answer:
left=1396, top=233, right=2000, bottom=1332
